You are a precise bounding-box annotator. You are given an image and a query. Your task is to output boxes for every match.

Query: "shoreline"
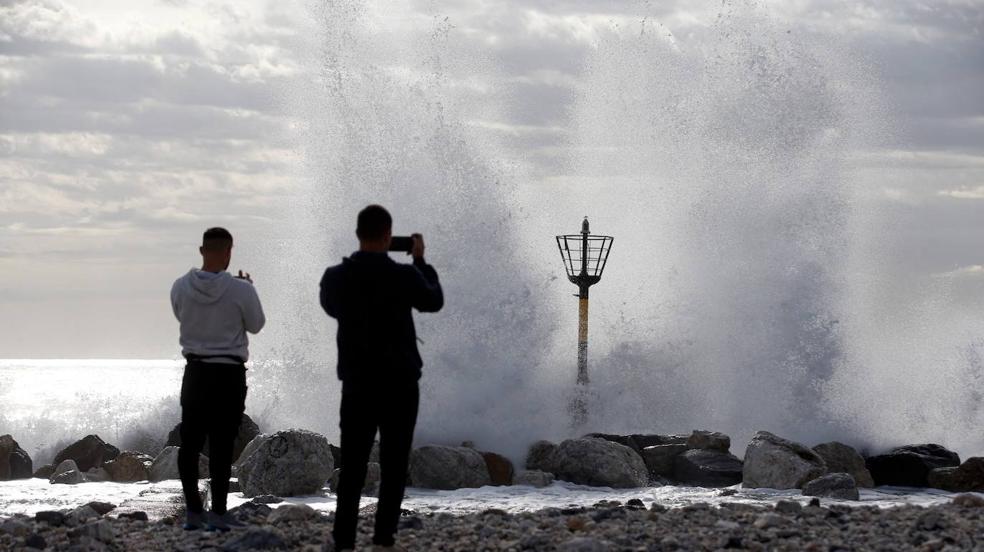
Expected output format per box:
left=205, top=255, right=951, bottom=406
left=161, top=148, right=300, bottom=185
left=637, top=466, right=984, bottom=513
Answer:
left=2, top=492, right=983, bottom=551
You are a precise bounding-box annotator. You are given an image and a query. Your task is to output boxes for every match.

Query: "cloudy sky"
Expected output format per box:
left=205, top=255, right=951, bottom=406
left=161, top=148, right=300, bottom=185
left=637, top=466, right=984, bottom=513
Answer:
left=1, top=0, right=982, bottom=358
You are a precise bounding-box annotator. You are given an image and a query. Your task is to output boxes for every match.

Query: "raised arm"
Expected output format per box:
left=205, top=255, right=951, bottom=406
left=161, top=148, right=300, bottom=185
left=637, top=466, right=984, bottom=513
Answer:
left=409, top=259, right=443, bottom=313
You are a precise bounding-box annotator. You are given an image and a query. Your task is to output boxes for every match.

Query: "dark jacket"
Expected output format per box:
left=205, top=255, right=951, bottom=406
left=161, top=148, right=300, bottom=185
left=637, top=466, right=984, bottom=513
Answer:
left=319, top=251, right=443, bottom=384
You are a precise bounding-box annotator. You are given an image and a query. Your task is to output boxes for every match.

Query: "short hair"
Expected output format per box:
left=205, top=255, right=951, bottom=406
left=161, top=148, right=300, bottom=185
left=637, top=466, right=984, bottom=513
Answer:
left=356, top=204, right=392, bottom=241
left=202, top=227, right=233, bottom=252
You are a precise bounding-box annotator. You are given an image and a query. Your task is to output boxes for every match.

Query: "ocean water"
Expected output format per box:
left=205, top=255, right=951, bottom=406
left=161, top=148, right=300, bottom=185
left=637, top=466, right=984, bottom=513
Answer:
left=0, top=477, right=966, bottom=521
left=0, top=359, right=184, bottom=464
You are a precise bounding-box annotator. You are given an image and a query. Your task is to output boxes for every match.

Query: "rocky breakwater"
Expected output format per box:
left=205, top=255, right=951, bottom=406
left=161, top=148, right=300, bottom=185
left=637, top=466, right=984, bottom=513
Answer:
left=582, top=430, right=743, bottom=487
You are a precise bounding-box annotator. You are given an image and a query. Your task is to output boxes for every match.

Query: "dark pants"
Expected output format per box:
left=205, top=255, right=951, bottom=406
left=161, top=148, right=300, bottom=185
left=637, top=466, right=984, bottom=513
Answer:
left=332, top=381, right=419, bottom=549
left=178, top=361, right=247, bottom=515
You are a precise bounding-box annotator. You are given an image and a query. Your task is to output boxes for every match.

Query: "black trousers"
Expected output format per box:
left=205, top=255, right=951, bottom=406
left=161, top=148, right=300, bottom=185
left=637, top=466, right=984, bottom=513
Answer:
left=178, top=361, right=247, bottom=515
left=332, top=381, right=419, bottom=549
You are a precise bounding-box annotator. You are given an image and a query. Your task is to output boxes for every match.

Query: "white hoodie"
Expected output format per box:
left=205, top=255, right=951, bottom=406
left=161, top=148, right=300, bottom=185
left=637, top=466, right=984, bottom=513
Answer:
left=170, top=269, right=265, bottom=363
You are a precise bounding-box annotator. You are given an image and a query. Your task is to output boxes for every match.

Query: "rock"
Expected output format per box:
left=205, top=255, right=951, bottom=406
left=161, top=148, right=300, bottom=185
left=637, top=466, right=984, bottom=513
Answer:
left=327, top=462, right=381, bottom=495
left=558, top=537, right=611, bottom=552
left=537, top=438, right=648, bottom=488
left=802, top=473, right=860, bottom=500
left=774, top=500, right=803, bottom=514
left=409, top=445, right=492, bottom=490
left=812, top=442, right=874, bottom=488
left=268, top=503, right=320, bottom=524
left=35, top=511, right=66, bottom=526
left=49, top=459, right=85, bottom=485
left=84, top=467, right=110, bottom=482
left=103, top=451, right=153, bottom=482
left=327, top=443, right=342, bottom=469
left=53, top=435, right=119, bottom=472
left=32, top=464, right=55, bottom=479
left=167, top=413, right=262, bottom=465
left=641, top=444, right=688, bottom=477
left=84, top=501, right=117, bottom=515
left=525, top=440, right=557, bottom=471
left=672, top=449, right=743, bottom=487
left=148, top=446, right=209, bottom=482
left=237, top=429, right=334, bottom=497
left=953, top=493, right=984, bottom=508
left=25, top=533, right=46, bottom=549
left=482, top=452, right=515, bottom=486
left=742, top=431, right=826, bottom=489
left=0, top=435, right=33, bottom=480
left=514, top=469, right=554, bottom=488
left=0, top=519, right=30, bottom=537
left=229, top=502, right=273, bottom=523
left=118, top=511, right=148, bottom=521
left=222, top=528, right=287, bottom=551
left=251, top=495, right=284, bottom=504
left=927, top=457, right=984, bottom=492
left=866, top=444, right=960, bottom=487
left=753, top=513, right=787, bottom=529
left=363, top=461, right=381, bottom=495
left=70, top=519, right=116, bottom=544
left=686, top=430, right=731, bottom=453
left=66, top=504, right=102, bottom=525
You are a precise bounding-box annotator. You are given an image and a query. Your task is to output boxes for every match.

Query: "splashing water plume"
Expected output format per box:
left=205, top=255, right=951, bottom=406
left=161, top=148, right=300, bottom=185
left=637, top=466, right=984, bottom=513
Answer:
left=250, top=0, right=984, bottom=460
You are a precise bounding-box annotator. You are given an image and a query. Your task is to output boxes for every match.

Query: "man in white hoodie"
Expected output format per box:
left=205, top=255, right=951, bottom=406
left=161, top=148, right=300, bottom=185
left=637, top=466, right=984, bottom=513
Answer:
left=170, top=227, right=265, bottom=531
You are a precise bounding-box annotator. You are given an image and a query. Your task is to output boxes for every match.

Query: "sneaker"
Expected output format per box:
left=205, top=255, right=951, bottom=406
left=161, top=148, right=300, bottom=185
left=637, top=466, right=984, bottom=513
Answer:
left=183, top=510, right=205, bottom=531
left=206, top=511, right=245, bottom=532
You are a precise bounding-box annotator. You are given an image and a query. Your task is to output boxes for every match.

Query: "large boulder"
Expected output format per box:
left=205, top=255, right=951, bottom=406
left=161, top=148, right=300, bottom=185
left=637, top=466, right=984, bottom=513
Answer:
left=672, top=449, right=743, bottom=487
left=166, top=414, right=261, bottom=465
left=103, top=451, right=153, bottom=483
left=812, top=442, right=874, bottom=488
left=409, top=445, right=491, bottom=490
left=481, top=452, right=515, bottom=486
left=0, top=435, right=32, bottom=480
left=802, top=473, right=860, bottom=501
left=686, top=431, right=731, bottom=453
left=538, top=438, right=648, bottom=488
left=149, top=446, right=209, bottom=482
left=237, top=430, right=334, bottom=497
left=641, top=444, right=688, bottom=478
left=742, top=431, right=826, bottom=489
left=50, top=459, right=85, bottom=485
left=53, top=435, right=119, bottom=472
left=866, top=444, right=960, bottom=487
left=927, top=457, right=984, bottom=492
left=525, top=440, right=557, bottom=471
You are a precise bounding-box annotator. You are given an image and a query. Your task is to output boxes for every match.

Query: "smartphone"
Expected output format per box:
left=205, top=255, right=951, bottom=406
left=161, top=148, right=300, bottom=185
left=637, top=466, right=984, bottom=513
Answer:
left=389, top=236, right=414, bottom=252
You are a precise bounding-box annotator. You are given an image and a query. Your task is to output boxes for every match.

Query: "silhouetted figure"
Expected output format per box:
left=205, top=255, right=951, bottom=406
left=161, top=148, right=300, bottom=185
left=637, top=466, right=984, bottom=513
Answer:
left=320, top=205, right=443, bottom=552
left=170, top=227, right=265, bottom=531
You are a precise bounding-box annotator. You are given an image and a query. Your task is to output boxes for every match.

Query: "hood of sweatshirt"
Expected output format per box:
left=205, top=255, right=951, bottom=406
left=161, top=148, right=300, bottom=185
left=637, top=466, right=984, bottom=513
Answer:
left=179, top=268, right=233, bottom=305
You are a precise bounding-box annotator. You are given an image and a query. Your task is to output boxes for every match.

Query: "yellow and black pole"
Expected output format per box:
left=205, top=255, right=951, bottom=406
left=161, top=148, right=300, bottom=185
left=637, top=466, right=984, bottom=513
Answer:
left=576, top=218, right=591, bottom=386
left=556, top=217, right=613, bottom=427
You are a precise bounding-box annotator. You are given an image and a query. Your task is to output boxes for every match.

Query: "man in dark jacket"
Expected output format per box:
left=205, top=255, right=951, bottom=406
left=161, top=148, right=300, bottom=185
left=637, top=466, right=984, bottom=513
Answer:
left=320, top=204, right=443, bottom=552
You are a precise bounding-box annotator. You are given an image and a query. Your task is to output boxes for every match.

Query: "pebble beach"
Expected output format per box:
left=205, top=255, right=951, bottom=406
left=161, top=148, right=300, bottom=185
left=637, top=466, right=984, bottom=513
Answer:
left=3, top=493, right=984, bottom=551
